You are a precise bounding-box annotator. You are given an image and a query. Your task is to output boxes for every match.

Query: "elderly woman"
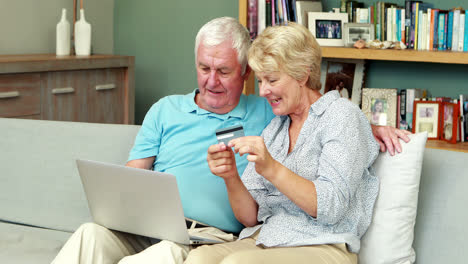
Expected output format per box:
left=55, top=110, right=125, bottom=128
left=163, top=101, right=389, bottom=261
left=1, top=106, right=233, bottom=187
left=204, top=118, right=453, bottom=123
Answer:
left=185, top=23, right=380, bottom=264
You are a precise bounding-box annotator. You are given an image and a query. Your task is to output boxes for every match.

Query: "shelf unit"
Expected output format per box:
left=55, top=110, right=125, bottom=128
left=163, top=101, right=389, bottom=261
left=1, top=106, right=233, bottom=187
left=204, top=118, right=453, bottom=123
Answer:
left=238, top=2, right=467, bottom=153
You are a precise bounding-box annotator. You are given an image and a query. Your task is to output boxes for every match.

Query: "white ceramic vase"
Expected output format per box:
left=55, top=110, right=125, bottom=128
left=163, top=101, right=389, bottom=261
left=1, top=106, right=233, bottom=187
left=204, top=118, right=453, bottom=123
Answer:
left=56, top=8, right=70, bottom=56
left=75, top=9, right=91, bottom=56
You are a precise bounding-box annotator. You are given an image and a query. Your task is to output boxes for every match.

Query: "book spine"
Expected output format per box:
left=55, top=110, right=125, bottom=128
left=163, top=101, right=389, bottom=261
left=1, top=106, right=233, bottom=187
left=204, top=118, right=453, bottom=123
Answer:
left=459, top=13, right=465, bottom=51
left=433, top=10, right=439, bottom=50
left=411, top=2, right=419, bottom=49
left=402, top=9, right=406, bottom=43
left=257, top=0, right=266, bottom=35
left=444, top=12, right=448, bottom=50
left=393, top=7, right=398, bottom=41
left=282, top=0, right=288, bottom=23
left=387, top=7, right=392, bottom=41
left=400, top=89, right=407, bottom=130
left=406, top=89, right=416, bottom=131
left=452, top=10, right=460, bottom=51
left=460, top=94, right=466, bottom=142
left=248, top=0, right=258, bottom=39
left=377, top=2, right=381, bottom=40
left=266, top=0, right=272, bottom=27
left=405, top=0, right=411, bottom=46
left=447, top=10, right=453, bottom=50
left=438, top=13, right=445, bottom=50
left=381, top=2, right=386, bottom=41
left=291, top=0, right=297, bottom=22
left=427, top=8, right=431, bottom=50
left=465, top=10, right=468, bottom=52
left=417, top=10, right=422, bottom=50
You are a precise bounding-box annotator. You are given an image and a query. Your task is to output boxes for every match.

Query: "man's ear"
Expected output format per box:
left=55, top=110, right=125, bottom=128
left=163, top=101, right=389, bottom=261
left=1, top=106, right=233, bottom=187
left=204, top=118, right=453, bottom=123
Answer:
left=242, top=65, right=252, bottom=81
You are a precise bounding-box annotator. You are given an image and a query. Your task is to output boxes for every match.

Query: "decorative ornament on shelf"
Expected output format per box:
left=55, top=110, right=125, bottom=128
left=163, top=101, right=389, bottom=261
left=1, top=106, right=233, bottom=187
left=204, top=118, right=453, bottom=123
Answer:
left=75, top=0, right=91, bottom=56
left=56, top=8, right=70, bottom=56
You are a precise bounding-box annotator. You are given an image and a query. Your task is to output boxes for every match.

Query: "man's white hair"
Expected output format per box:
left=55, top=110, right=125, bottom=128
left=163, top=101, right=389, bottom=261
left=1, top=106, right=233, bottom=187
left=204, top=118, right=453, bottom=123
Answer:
left=195, top=17, right=251, bottom=74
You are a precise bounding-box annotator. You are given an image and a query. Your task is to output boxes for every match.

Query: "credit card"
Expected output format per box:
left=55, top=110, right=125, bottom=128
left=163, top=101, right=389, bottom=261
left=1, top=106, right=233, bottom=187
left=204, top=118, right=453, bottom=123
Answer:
left=215, top=125, right=245, bottom=145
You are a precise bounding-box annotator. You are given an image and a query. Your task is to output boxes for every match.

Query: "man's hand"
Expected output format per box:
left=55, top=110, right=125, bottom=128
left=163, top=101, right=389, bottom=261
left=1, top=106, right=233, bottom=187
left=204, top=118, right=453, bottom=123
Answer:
left=207, top=143, right=239, bottom=180
left=371, top=125, right=412, bottom=156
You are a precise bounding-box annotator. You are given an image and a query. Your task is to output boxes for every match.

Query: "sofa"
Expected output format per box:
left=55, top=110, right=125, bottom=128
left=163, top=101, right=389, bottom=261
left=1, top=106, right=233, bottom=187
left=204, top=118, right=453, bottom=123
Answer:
left=0, top=117, right=467, bottom=264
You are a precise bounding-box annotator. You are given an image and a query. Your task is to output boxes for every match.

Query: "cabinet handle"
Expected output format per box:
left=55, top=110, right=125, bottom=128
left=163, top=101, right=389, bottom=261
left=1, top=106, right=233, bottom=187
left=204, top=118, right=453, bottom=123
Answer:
left=95, top=84, right=116, bottom=91
left=52, top=87, right=75, bottom=94
left=0, top=91, right=20, bottom=99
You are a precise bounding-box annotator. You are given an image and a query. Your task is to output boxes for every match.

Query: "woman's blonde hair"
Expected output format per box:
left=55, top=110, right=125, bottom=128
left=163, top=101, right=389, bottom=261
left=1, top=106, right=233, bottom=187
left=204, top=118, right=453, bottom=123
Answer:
left=248, top=22, right=322, bottom=90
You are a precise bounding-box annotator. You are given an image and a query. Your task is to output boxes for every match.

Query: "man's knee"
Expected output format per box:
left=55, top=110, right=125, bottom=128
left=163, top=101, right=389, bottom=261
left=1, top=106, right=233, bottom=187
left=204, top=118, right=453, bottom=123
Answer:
left=76, top=222, right=112, bottom=241
left=185, top=245, right=220, bottom=264
left=220, top=251, right=257, bottom=264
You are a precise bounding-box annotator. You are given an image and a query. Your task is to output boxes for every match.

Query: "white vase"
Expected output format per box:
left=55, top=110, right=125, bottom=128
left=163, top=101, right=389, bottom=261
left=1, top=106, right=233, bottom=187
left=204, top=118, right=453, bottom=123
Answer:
left=75, top=9, right=91, bottom=56
left=56, top=8, right=70, bottom=56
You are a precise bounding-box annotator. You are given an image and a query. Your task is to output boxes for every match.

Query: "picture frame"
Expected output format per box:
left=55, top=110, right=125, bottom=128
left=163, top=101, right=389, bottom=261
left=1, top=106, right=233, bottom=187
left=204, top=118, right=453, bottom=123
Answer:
left=441, top=101, right=459, bottom=144
left=308, top=12, right=348, bottom=46
left=361, top=88, right=398, bottom=127
left=320, top=58, right=365, bottom=106
left=412, top=101, right=442, bottom=139
left=343, top=23, right=375, bottom=47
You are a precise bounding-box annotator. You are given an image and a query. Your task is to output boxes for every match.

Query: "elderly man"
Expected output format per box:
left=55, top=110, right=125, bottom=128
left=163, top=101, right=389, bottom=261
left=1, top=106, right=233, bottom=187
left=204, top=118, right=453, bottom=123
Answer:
left=52, top=17, right=410, bottom=264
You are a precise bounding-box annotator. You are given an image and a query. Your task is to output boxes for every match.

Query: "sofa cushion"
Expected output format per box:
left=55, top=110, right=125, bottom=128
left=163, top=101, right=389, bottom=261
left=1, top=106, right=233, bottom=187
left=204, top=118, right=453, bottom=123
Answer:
left=0, top=118, right=141, bottom=232
left=0, top=221, right=71, bottom=264
left=359, top=132, right=427, bottom=264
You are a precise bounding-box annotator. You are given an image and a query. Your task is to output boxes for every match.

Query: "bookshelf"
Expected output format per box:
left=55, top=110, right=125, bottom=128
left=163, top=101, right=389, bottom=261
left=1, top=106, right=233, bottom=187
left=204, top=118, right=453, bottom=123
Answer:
left=238, top=1, right=468, bottom=153
left=322, top=47, right=468, bottom=64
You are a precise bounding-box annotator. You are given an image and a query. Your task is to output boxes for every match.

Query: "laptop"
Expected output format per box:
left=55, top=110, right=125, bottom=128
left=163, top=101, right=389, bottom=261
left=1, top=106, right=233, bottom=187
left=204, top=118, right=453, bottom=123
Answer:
left=76, top=159, right=223, bottom=245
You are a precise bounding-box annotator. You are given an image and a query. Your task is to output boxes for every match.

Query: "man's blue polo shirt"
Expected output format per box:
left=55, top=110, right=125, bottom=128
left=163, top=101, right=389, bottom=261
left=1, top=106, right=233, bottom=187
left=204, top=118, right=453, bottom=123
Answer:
left=128, top=89, right=275, bottom=233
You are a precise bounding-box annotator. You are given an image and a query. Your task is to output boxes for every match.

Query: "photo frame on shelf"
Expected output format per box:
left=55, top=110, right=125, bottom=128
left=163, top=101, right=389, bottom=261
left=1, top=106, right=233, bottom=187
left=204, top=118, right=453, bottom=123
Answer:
left=308, top=12, right=348, bottom=46
left=361, top=88, right=398, bottom=127
left=320, top=59, right=365, bottom=106
left=343, top=23, right=375, bottom=47
left=441, top=101, right=459, bottom=144
left=412, top=101, right=442, bottom=140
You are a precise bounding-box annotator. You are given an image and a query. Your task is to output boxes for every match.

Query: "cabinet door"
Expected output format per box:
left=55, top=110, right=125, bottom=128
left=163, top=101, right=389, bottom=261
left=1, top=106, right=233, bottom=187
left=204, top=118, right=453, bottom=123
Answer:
left=0, top=73, right=40, bottom=118
left=87, top=68, right=125, bottom=124
left=41, top=70, right=90, bottom=122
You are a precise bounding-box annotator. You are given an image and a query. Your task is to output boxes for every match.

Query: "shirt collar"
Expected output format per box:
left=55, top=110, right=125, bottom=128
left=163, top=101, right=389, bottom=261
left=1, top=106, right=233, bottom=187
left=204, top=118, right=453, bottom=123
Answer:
left=310, top=90, right=340, bottom=115
left=181, top=89, right=247, bottom=120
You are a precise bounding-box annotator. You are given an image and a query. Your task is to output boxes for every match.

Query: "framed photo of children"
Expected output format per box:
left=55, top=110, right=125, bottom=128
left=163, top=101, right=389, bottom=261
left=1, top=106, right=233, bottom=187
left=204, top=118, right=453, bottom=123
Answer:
left=361, top=88, right=398, bottom=127
left=319, top=59, right=365, bottom=106
left=441, top=102, right=459, bottom=144
left=308, top=12, right=348, bottom=46
left=412, top=101, right=442, bottom=139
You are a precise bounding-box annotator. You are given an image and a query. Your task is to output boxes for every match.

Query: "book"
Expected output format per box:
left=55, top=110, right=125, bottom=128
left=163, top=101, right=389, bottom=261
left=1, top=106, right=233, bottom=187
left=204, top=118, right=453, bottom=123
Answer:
left=400, top=89, right=408, bottom=130
left=447, top=10, right=454, bottom=50
left=438, top=11, right=446, bottom=50
left=266, top=0, right=272, bottom=26
left=257, top=0, right=266, bottom=35
left=452, top=9, right=460, bottom=51
left=406, top=88, right=423, bottom=131
left=295, top=1, right=322, bottom=27
left=431, top=9, right=439, bottom=50
left=460, top=94, right=468, bottom=142
left=465, top=10, right=468, bottom=52
left=459, top=13, right=465, bottom=51
left=247, top=0, right=258, bottom=39
left=401, top=9, right=406, bottom=43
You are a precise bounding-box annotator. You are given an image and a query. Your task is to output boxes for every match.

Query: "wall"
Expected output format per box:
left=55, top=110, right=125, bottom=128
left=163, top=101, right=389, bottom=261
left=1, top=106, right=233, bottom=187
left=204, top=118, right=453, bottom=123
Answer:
left=322, top=0, right=468, bottom=98
left=0, top=0, right=114, bottom=55
left=114, top=0, right=238, bottom=124
left=114, top=0, right=468, bottom=124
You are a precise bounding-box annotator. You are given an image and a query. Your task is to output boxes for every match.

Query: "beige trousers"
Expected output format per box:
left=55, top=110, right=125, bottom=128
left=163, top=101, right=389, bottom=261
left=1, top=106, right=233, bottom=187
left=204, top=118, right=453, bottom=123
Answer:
left=185, top=232, right=357, bottom=264
left=51, top=222, right=234, bottom=264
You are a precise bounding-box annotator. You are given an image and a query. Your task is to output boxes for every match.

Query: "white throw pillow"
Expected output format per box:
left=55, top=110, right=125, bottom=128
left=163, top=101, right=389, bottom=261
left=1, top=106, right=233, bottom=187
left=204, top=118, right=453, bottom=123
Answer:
left=359, top=132, right=428, bottom=264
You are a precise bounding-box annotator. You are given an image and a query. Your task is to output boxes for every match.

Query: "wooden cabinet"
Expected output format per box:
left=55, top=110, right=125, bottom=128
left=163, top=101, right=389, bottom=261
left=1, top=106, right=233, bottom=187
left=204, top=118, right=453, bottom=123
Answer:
left=0, top=54, right=134, bottom=124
